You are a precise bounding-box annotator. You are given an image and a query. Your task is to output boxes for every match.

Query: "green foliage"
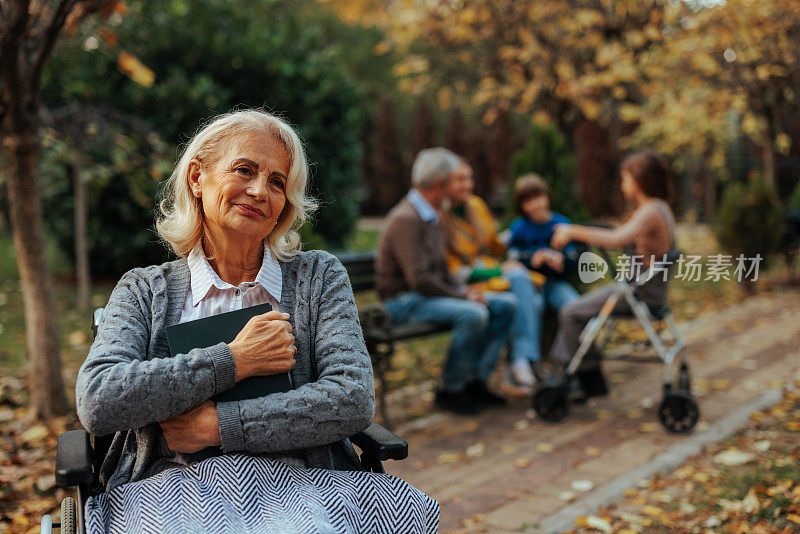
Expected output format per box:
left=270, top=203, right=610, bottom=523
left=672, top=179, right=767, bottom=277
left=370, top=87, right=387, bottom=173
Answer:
left=40, top=131, right=172, bottom=276
left=507, top=124, right=588, bottom=224
left=789, top=179, right=800, bottom=211
left=715, top=178, right=784, bottom=263
left=41, top=0, right=371, bottom=276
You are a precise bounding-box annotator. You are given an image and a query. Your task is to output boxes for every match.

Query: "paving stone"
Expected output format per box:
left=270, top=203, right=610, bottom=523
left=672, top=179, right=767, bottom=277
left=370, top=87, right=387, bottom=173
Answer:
left=387, top=290, right=800, bottom=531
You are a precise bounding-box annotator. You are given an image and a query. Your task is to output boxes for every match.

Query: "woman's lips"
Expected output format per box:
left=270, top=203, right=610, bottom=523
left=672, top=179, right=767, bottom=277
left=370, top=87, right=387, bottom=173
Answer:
left=236, top=204, right=264, bottom=217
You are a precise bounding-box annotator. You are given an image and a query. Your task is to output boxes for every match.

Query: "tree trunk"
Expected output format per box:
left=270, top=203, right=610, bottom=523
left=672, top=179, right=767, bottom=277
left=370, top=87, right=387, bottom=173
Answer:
left=370, top=98, right=408, bottom=213
left=703, top=164, right=716, bottom=223
left=762, top=117, right=776, bottom=186
left=762, top=143, right=776, bottom=187
left=2, top=127, right=69, bottom=419
left=0, top=0, right=108, bottom=421
left=73, top=135, right=91, bottom=311
left=574, top=118, right=624, bottom=219
left=411, top=97, right=435, bottom=156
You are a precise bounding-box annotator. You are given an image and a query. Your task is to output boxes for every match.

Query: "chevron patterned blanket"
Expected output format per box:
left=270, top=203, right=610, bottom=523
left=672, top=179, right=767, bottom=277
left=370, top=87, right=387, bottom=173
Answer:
left=85, top=454, right=439, bottom=533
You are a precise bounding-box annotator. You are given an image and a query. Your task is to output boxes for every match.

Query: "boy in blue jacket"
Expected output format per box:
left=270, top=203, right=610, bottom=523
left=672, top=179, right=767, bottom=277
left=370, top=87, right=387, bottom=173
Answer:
left=506, top=174, right=580, bottom=386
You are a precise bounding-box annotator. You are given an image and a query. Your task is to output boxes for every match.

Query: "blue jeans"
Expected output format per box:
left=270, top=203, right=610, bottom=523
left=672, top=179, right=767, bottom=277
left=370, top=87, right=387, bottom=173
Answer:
left=383, top=292, right=517, bottom=392
left=505, top=268, right=579, bottom=363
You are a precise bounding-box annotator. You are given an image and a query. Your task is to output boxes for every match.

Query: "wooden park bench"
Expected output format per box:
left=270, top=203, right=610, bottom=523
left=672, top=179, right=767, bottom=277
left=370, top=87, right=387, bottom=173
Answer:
left=335, top=251, right=452, bottom=428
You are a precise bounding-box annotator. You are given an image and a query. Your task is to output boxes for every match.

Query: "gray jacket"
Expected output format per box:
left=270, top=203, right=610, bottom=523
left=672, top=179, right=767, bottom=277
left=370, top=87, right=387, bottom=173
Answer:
left=76, top=250, right=375, bottom=492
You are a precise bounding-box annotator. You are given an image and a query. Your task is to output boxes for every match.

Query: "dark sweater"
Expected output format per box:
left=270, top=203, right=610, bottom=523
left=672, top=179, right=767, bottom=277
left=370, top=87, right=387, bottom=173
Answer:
left=376, top=198, right=464, bottom=300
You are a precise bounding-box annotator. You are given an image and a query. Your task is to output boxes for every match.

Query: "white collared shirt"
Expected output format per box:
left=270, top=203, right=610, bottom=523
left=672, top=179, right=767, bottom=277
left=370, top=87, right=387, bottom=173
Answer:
left=179, top=243, right=306, bottom=467
left=407, top=188, right=440, bottom=224
left=180, top=242, right=283, bottom=324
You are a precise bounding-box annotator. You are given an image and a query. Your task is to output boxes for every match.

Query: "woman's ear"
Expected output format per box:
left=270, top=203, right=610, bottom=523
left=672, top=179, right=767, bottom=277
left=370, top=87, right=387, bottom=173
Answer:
left=188, top=160, right=202, bottom=198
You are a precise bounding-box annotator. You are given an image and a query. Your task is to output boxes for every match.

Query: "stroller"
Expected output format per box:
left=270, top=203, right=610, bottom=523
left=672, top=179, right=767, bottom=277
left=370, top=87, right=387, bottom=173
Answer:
left=531, top=249, right=700, bottom=433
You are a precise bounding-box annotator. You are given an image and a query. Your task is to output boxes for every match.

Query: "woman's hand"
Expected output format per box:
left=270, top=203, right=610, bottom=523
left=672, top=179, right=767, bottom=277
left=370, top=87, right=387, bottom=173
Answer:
left=551, top=224, right=573, bottom=249
left=228, top=311, right=296, bottom=381
left=501, top=259, right=525, bottom=273
left=160, top=401, right=221, bottom=453
left=465, top=287, right=487, bottom=306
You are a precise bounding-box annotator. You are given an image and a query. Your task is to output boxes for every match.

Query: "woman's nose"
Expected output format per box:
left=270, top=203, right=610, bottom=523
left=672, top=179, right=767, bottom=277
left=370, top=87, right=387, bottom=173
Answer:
left=246, top=175, right=269, bottom=200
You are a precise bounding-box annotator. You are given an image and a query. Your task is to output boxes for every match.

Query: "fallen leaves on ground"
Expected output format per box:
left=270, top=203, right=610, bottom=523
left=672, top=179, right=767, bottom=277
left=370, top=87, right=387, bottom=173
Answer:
left=571, top=479, right=594, bottom=492
left=513, top=458, right=532, bottom=469
left=436, top=451, right=463, bottom=464
left=713, top=448, right=755, bottom=466
left=0, top=378, right=79, bottom=533
left=465, top=442, right=485, bottom=458
left=566, top=383, right=800, bottom=533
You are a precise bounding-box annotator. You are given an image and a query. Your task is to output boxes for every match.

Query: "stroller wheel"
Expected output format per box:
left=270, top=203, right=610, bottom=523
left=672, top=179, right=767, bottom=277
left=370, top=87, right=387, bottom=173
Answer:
left=532, top=383, right=571, bottom=423
left=60, top=496, right=77, bottom=534
left=677, top=363, right=692, bottom=393
left=658, top=391, right=700, bottom=433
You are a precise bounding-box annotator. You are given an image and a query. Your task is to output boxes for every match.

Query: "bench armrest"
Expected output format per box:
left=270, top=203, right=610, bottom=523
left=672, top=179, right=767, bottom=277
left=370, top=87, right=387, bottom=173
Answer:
left=56, top=430, right=94, bottom=488
left=351, top=422, right=408, bottom=461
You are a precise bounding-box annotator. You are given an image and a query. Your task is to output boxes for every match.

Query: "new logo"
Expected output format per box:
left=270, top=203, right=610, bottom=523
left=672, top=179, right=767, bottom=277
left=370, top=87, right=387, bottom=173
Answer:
left=578, top=252, right=608, bottom=284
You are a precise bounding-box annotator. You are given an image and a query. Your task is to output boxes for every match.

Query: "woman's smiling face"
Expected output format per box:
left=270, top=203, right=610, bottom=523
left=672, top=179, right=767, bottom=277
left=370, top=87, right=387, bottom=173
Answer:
left=189, top=130, right=290, bottom=247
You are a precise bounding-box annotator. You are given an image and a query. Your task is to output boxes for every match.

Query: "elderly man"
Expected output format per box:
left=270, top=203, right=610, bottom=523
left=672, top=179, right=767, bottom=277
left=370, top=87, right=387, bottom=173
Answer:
left=376, top=147, right=517, bottom=415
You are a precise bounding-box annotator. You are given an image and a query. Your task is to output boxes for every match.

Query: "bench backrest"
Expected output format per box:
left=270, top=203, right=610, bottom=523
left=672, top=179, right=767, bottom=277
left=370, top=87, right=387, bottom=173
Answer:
left=335, top=251, right=377, bottom=292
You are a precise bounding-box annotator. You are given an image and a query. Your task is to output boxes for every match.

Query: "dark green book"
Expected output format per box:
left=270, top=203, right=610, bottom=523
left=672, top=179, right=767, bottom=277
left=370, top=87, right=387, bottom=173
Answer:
left=166, top=303, right=292, bottom=459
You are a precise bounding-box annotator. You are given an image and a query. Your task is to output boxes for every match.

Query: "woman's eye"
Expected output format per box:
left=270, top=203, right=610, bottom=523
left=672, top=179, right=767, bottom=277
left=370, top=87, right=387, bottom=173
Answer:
left=236, top=167, right=252, bottom=176
left=270, top=178, right=286, bottom=190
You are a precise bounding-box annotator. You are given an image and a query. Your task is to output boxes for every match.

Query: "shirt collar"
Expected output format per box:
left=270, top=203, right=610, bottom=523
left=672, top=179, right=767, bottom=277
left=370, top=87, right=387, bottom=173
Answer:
left=187, top=242, right=282, bottom=306
left=408, top=188, right=439, bottom=224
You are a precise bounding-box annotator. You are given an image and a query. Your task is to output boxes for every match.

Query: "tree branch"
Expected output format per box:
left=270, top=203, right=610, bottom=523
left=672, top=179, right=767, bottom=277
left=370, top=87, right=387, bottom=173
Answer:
left=31, top=0, right=78, bottom=82
left=0, top=0, right=32, bottom=48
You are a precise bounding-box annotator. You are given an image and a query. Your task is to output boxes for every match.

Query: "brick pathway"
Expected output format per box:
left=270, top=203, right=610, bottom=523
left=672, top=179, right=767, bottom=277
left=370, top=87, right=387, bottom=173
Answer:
left=379, top=290, right=800, bottom=533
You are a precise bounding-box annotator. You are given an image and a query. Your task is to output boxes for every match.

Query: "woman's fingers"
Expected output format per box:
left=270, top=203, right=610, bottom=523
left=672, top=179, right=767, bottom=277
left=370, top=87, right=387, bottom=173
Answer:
left=229, top=311, right=297, bottom=379
left=551, top=224, right=570, bottom=249
left=260, top=310, right=290, bottom=320
left=160, top=402, right=220, bottom=453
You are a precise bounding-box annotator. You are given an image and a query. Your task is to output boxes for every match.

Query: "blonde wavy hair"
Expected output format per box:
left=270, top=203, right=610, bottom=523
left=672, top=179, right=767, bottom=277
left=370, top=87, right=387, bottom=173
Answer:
left=156, top=109, right=317, bottom=261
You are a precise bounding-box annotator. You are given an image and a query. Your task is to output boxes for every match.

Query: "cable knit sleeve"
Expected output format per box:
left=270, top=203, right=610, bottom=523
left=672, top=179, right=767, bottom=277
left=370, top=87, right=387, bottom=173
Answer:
left=76, top=269, right=237, bottom=436
left=217, top=254, right=375, bottom=454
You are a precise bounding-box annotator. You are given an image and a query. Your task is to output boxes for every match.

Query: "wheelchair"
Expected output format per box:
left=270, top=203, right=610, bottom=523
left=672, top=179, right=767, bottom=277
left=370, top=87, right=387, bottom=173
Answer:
left=41, top=308, right=410, bottom=534
left=532, top=249, right=700, bottom=434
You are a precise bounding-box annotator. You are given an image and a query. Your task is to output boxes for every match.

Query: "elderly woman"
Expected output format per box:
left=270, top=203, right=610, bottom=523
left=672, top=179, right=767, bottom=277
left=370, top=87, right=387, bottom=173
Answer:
left=76, top=110, right=438, bottom=533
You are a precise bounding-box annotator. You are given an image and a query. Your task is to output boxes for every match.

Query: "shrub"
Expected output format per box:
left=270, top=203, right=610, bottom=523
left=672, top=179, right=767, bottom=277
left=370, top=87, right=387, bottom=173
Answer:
left=789, top=178, right=800, bottom=211
left=507, top=124, right=588, bottom=224
left=715, top=177, right=784, bottom=269
left=41, top=0, right=367, bottom=277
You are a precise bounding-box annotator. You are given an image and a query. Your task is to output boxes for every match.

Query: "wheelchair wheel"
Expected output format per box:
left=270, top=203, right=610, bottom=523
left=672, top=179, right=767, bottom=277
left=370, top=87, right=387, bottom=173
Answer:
left=677, top=362, right=692, bottom=393
left=532, top=383, right=571, bottom=423
left=60, top=497, right=77, bottom=534
left=658, top=391, right=700, bottom=433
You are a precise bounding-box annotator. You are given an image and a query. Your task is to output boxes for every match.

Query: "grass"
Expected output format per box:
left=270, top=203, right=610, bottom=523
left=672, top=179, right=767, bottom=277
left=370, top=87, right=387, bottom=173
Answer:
left=344, top=228, right=380, bottom=252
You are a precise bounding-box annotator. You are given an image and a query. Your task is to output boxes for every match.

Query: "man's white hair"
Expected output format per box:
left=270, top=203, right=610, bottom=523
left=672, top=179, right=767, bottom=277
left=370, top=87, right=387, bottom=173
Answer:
left=411, top=147, right=461, bottom=190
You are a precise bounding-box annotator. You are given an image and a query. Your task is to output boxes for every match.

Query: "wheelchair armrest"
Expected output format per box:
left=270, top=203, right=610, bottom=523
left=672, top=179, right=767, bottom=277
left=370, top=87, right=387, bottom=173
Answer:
left=56, top=430, right=93, bottom=488
left=351, top=422, right=408, bottom=461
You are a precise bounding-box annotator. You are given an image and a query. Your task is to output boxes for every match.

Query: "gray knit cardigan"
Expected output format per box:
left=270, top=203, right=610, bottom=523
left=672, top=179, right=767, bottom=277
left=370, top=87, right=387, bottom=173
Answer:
left=76, top=250, right=375, bottom=492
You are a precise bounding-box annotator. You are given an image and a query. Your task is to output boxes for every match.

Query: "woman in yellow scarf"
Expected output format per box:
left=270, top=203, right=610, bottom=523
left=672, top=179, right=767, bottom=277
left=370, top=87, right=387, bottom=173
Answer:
left=440, top=160, right=546, bottom=390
